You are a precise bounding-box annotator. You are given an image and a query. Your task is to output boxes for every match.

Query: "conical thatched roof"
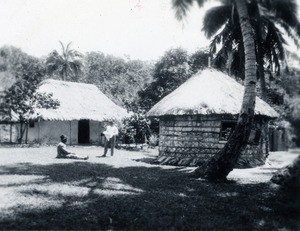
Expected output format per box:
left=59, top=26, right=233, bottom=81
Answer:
left=147, top=69, right=278, bottom=118
left=31, top=79, right=129, bottom=121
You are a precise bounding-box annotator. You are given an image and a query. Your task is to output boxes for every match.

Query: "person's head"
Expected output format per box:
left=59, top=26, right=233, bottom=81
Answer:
left=60, top=134, right=68, bottom=143
left=105, top=121, right=114, bottom=127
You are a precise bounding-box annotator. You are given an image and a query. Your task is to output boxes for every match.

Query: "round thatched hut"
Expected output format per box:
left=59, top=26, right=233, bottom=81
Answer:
left=147, top=69, right=278, bottom=168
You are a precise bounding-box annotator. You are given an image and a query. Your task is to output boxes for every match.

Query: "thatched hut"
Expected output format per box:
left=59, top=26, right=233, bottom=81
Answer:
left=147, top=69, right=279, bottom=168
left=2, top=79, right=128, bottom=145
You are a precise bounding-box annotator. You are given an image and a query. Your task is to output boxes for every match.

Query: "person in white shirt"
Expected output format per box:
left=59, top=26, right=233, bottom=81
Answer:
left=101, top=122, right=119, bottom=157
left=57, top=135, right=89, bottom=160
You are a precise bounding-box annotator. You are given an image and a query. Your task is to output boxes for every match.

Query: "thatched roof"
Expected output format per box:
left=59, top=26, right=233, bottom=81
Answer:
left=31, top=79, right=129, bottom=121
left=147, top=69, right=278, bottom=118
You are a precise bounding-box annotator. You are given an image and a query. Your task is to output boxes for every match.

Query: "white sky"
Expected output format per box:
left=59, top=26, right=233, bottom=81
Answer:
left=0, top=0, right=218, bottom=61
left=0, top=0, right=299, bottom=61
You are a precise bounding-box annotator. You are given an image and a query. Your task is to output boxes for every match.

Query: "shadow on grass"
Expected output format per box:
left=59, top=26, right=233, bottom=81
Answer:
left=0, top=162, right=299, bottom=230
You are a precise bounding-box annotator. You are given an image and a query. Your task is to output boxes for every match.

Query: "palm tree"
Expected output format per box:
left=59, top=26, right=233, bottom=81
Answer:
left=46, top=41, right=83, bottom=81
left=203, top=0, right=299, bottom=100
left=173, top=0, right=258, bottom=180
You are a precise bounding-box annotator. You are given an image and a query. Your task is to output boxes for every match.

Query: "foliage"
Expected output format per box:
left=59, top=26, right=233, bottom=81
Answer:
left=83, top=51, right=153, bottom=105
left=203, top=0, right=300, bottom=100
left=189, top=49, right=210, bottom=74
left=45, top=42, right=83, bottom=81
left=271, top=154, right=300, bottom=196
left=286, top=96, right=300, bottom=146
left=1, top=60, right=60, bottom=143
left=148, top=133, right=159, bottom=147
left=0, top=46, right=38, bottom=76
left=119, top=110, right=151, bottom=144
left=0, top=46, right=41, bottom=92
left=138, top=48, right=209, bottom=110
left=265, top=66, right=300, bottom=146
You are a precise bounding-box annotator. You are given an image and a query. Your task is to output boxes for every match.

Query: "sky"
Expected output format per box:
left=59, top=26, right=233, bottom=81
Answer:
left=0, top=0, right=299, bottom=61
left=0, top=0, right=219, bottom=61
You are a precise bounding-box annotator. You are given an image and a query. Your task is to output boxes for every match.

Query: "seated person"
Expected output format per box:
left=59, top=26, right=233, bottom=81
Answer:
left=57, top=135, right=89, bottom=160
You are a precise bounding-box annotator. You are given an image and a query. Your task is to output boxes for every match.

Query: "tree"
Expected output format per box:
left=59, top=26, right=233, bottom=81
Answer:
left=203, top=0, right=300, bottom=100
left=189, top=48, right=210, bottom=74
left=139, top=48, right=192, bottom=109
left=83, top=51, right=153, bottom=106
left=45, top=42, right=83, bottom=81
left=173, top=0, right=258, bottom=180
left=287, top=96, right=300, bottom=146
left=1, top=61, right=60, bottom=143
left=138, top=48, right=209, bottom=110
left=0, top=46, right=41, bottom=90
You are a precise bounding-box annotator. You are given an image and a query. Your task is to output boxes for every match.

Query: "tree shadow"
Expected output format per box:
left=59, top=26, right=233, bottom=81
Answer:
left=0, top=161, right=298, bottom=230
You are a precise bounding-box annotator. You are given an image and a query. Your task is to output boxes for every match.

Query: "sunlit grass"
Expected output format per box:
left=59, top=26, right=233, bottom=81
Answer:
left=0, top=146, right=298, bottom=230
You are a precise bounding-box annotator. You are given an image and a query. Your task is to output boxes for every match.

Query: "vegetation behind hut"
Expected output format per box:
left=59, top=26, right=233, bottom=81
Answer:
left=0, top=42, right=299, bottom=146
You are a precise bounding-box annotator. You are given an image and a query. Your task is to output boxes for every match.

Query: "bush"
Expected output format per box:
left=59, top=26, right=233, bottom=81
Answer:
left=119, top=111, right=151, bottom=144
left=148, top=134, right=159, bottom=148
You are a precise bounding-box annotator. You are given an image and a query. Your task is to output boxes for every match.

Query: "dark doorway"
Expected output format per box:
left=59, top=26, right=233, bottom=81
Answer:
left=78, top=120, right=90, bottom=144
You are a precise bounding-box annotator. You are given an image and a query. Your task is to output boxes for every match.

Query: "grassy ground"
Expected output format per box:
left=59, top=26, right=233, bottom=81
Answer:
left=0, top=145, right=299, bottom=230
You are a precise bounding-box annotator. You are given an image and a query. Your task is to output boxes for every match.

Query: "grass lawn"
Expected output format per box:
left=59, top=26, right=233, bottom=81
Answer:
left=0, top=145, right=299, bottom=230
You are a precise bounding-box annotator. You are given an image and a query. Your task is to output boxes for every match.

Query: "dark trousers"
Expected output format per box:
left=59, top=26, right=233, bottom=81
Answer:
left=104, top=136, right=116, bottom=156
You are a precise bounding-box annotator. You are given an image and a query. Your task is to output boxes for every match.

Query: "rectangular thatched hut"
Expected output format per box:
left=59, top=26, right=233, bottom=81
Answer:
left=1, top=79, right=128, bottom=145
left=147, top=69, right=279, bottom=168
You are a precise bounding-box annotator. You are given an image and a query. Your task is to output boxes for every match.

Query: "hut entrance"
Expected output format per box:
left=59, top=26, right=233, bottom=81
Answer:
left=78, top=120, right=90, bottom=144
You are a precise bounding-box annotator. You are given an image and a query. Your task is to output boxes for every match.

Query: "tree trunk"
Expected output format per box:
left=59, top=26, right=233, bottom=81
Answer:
left=254, top=2, right=267, bottom=100
left=18, top=121, right=26, bottom=144
left=25, top=123, right=29, bottom=144
left=257, top=49, right=267, bottom=100
left=194, top=0, right=257, bottom=180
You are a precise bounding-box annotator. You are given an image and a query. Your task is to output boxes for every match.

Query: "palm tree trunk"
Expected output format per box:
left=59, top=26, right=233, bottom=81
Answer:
left=257, top=49, right=267, bottom=100
left=194, top=0, right=257, bottom=180
left=254, top=2, right=267, bottom=100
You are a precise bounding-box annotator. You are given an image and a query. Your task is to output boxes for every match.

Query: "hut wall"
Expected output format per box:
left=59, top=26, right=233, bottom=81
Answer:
left=0, top=123, right=18, bottom=143
left=90, top=120, right=106, bottom=144
left=237, top=120, right=269, bottom=167
left=158, top=115, right=269, bottom=167
left=27, top=120, right=107, bottom=145
left=27, top=120, right=78, bottom=144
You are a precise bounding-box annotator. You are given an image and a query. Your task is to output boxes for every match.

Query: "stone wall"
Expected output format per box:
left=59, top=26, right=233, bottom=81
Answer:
left=157, top=114, right=269, bottom=168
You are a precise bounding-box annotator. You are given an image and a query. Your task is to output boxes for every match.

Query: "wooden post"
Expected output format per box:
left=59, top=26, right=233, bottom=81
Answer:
left=38, top=120, right=40, bottom=144
left=10, top=123, right=12, bottom=143
left=69, top=121, right=72, bottom=145
left=25, top=124, right=28, bottom=144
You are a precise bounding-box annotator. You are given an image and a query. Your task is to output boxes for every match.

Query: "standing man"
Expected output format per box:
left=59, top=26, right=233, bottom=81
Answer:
left=102, top=122, right=119, bottom=157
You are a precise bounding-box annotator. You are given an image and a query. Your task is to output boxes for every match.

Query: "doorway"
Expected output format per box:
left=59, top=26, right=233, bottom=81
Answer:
left=78, top=120, right=90, bottom=144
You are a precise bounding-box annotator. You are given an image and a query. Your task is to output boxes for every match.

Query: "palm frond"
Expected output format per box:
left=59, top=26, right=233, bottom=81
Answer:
left=172, top=0, right=193, bottom=20
left=276, top=19, right=300, bottom=47
left=66, top=42, right=73, bottom=54
left=267, top=0, right=298, bottom=27
left=59, top=41, right=66, bottom=57
left=172, top=0, right=206, bottom=20
left=202, top=5, right=232, bottom=38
